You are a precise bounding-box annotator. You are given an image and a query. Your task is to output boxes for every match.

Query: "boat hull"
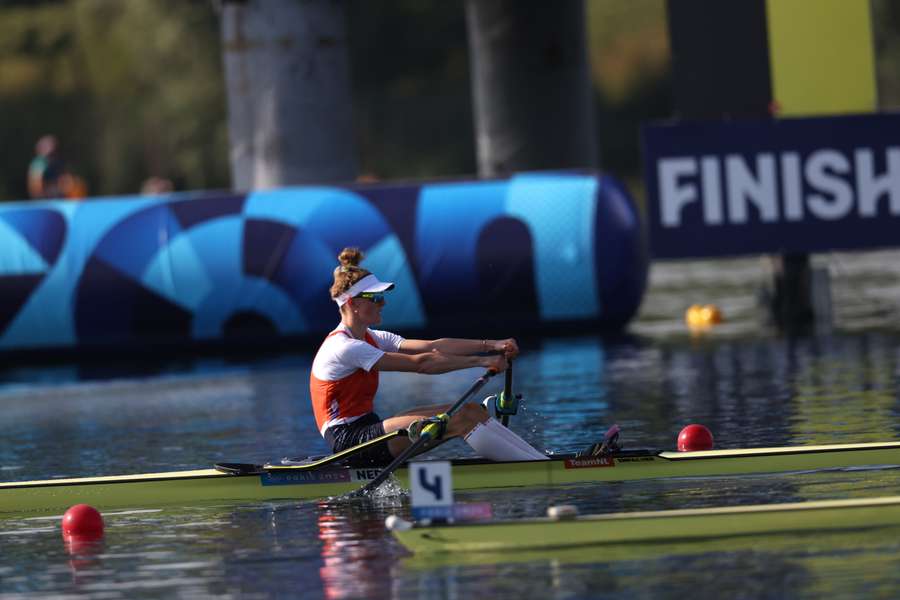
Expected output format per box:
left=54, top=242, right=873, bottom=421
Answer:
left=4, top=441, right=900, bottom=516
left=392, top=496, right=900, bottom=554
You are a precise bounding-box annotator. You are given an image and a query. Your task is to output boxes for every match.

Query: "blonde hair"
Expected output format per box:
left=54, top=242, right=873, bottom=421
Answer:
left=330, top=247, right=371, bottom=299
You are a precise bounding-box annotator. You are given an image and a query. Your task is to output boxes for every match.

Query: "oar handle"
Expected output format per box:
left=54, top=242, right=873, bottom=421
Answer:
left=497, top=360, right=519, bottom=426
left=354, top=368, right=498, bottom=497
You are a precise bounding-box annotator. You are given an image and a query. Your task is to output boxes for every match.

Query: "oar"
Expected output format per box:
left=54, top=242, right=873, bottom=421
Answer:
left=351, top=368, right=498, bottom=497
left=496, top=360, right=520, bottom=427
left=500, top=361, right=513, bottom=426
left=267, top=429, right=408, bottom=470
left=215, top=430, right=409, bottom=475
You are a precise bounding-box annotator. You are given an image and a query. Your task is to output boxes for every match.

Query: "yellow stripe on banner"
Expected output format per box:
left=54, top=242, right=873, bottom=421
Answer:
left=765, top=0, right=876, bottom=116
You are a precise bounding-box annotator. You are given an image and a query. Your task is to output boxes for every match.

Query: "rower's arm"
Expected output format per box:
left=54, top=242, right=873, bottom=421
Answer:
left=375, top=350, right=505, bottom=374
left=399, top=338, right=518, bottom=357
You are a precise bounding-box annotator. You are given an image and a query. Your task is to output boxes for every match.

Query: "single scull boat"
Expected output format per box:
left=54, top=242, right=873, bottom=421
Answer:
left=3, top=440, right=900, bottom=516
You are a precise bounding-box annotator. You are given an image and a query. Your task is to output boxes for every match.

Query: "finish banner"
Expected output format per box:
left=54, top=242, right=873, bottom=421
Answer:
left=642, top=113, right=900, bottom=259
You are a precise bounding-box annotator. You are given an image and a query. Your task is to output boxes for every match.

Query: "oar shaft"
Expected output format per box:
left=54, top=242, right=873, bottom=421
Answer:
left=270, top=429, right=407, bottom=471
left=501, top=361, right=513, bottom=426
left=356, top=369, right=497, bottom=495
left=444, top=369, right=497, bottom=416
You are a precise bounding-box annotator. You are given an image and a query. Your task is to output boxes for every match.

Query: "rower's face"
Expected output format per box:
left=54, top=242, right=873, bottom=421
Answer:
left=353, top=294, right=385, bottom=325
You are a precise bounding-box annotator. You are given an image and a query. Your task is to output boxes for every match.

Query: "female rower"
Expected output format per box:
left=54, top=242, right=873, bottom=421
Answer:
left=310, top=247, right=548, bottom=466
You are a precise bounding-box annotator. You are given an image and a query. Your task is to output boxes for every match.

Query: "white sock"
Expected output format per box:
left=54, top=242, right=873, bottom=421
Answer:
left=464, top=418, right=549, bottom=461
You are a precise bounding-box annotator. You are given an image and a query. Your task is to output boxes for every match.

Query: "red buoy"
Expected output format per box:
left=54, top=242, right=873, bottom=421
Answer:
left=62, top=504, right=104, bottom=539
left=677, top=424, right=714, bottom=451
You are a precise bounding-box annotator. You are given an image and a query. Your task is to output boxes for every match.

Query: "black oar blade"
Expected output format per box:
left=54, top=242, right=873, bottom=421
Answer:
left=266, top=429, right=407, bottom=471
left=214, top=463, right=263, bottom=475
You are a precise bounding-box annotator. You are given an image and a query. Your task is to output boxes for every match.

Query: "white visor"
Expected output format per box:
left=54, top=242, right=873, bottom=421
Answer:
left=335, top=274, right=395, bottom=307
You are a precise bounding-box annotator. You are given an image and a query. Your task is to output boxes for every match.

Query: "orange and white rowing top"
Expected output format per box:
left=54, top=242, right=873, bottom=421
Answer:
left=309, top=326, right=404, bottom=435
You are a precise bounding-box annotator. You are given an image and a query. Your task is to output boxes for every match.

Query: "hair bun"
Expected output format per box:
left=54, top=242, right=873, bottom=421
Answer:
left=338, top=247, right=364, bottom=268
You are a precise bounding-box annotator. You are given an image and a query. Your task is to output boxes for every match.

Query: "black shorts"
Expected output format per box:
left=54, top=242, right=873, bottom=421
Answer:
left=324, top=413, right=395, bottom=466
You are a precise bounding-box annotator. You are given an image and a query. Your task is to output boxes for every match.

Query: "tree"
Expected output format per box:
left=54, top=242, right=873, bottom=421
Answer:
left=465, top=0, right=597, bottom=176
left=220, top=0, right=357, bottom=189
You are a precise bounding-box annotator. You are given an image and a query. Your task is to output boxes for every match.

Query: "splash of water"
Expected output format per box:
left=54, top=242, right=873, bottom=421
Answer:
left=328, top=473, right=409, bottom=505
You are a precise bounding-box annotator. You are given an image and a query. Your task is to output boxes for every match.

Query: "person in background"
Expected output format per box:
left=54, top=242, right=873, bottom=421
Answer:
left=140, top=176, right=174, bottom=195
left=310, top=247, right=549, bottom=466
left=27, top=135, right=65, bottom=199
left=27, top=135, right=87, bottom=200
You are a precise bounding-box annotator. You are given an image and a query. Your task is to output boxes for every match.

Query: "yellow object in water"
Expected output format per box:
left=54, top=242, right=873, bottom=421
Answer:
left=685, top=304, right=723, bottom=329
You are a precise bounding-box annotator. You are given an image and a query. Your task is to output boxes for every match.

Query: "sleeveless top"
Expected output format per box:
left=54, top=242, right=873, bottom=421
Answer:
left=309, top=326, right=403, bottom=435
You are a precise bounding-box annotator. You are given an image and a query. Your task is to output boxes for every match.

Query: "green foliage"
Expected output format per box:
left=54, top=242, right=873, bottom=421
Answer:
left=585, top=0, right=671, bottom=185
left=346, top=0, right=476, bottom=180
left=3, top=1, right=895, bottom=202
left=72, top=0, right=229, bottom=196
left=0, top=0, right=228, bottom=200
left=0, top=1, right=672, bottom=199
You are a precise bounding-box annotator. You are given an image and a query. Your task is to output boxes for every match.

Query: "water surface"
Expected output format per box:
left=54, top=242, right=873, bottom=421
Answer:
left=3, top=250, right=900, bottom=598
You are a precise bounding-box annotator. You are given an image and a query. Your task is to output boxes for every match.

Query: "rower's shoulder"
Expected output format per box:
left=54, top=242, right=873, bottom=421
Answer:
left=367, top=328, right=404, bottom=351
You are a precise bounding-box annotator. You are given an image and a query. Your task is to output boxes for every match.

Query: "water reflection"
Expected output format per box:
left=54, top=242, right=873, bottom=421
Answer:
left=612, top=331, right=900, bottom=450
left=315, top=499, right=403, bottom=600
left=523, top=336, right=608, bottom=452
left=788, top=334, right=900, bottom=444
left=63, top=535, right=105, bottom=585
left=6, top=250, right=900, bottom=596
left=392, top=527, right=900, bottom=599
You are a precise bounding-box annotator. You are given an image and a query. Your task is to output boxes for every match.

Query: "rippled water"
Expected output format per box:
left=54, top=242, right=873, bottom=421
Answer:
left=3, top=250, right=900, bottom=598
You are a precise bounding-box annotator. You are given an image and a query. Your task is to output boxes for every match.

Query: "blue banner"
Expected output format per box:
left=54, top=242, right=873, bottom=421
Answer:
left=0, top=172, right=646, bottom=355
left=642, top=113, right=900, bottom=258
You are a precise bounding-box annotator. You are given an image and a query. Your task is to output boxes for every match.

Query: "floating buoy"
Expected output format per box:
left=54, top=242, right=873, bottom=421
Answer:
left=685, top=304, right=723, bottom=330
left=547, top=505, right=579, bottom=520
left=677, top=424, right=715, bottom=451
left=385, top=515, right=413, bottom=531
left=62, top=504, right=104, bottom=539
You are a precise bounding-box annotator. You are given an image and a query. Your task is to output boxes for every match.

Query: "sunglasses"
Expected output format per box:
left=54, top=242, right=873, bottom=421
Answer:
left=356, top=292, right=385, bottom=305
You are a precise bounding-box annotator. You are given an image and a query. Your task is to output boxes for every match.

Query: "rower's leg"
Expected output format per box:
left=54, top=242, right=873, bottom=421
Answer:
left=383, top=403, right=547, bottom=461
left=464, top=418, right=549, bottom=461
left=382, top=403, right=487, bottom=456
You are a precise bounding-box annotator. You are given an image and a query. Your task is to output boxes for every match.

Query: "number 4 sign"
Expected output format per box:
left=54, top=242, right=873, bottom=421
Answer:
left=410, top=461, right=453, bottom=511
left=408, top=461, right=493, bottom=523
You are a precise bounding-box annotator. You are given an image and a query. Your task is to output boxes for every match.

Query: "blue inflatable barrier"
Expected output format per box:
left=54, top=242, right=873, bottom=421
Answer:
left=0, top=172, right=646, bottom=356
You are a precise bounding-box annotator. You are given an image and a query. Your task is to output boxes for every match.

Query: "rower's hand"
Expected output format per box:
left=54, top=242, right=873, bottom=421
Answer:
left=485, top=354, right=509, bottom=373
left=493, top=338, right=519, bottom=359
